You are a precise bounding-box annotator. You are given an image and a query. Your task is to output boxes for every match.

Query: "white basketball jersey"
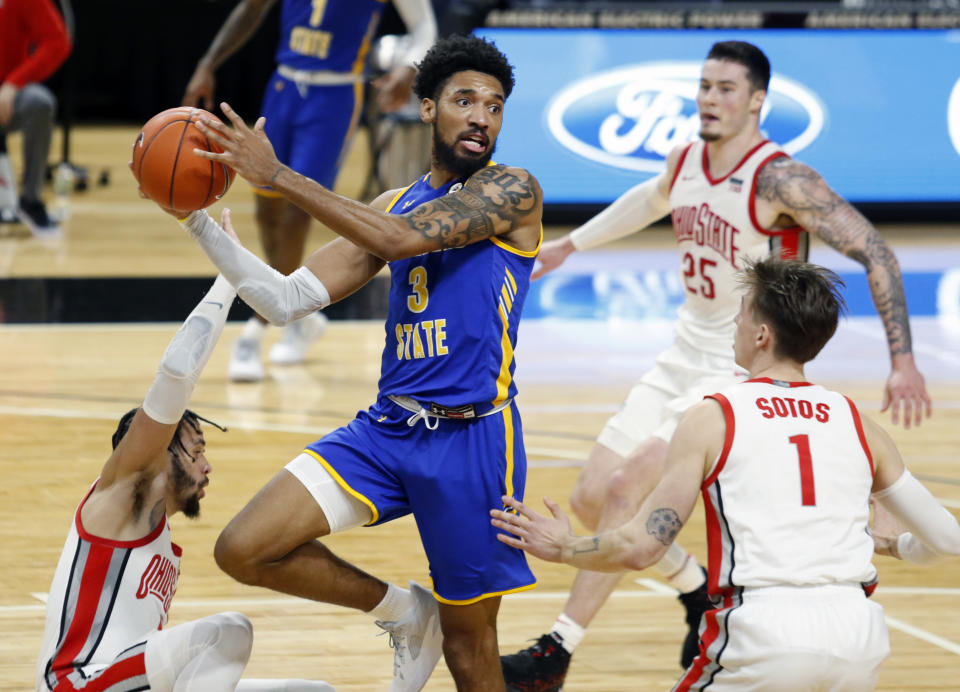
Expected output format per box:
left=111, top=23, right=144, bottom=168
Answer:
left=702, top=379, right=877, bottom=593
left=669, top=140, right=808, bottom=356
left=36, top=483, right=181, bottom=690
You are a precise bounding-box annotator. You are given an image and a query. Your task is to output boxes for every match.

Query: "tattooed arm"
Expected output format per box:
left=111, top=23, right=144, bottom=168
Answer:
left=492, top=399, right=720, bottom=571
left=755, top=158, right=931, bottom=428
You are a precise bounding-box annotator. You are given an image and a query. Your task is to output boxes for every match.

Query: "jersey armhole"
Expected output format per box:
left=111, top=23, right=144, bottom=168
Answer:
left=748, top=152, right=805, bottom=237
left=844, top=395, right=876, bottom=477
left=703, top=393, right=735, bottom=487
left=668, top=143, right=694, bottom=194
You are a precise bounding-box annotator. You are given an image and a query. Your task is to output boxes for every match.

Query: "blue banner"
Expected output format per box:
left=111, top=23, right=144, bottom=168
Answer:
left=478, top=28, right=960, bottom=204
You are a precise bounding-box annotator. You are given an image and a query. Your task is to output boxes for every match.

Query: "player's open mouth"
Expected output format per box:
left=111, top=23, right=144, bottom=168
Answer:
left=459, top=133, right=488, bottom=154
left=701, top=114, right=719, bottom=123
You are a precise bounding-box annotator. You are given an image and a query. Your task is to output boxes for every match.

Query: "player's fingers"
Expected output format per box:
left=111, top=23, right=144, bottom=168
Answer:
left=496, top=533, right=525, bottom=550
left=543, top=496, right=563, bottom=519
left=219, top=102, right=248, bottom=131
left=194, top=122, right=232, bottom=150
left=192, top=148, right=225, bottom=162
left=531, top=264, right=547, bottom=280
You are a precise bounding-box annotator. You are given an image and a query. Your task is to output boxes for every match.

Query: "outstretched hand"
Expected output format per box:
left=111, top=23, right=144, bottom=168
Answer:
left=490, top=495, right=575, bottom=563
left=881, top=357, right=932, bottom=429
left=193, top=102, right=284, bottom=188
left=531, top=236, right=575, bottom=280
left=219, top=208, right=240, bottom=242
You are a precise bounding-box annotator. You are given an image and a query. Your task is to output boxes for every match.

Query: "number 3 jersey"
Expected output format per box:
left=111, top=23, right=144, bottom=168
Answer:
left=378, top=171, right=540, bottom=408
left=668, top=140, right=807, bottom=357
left=702, top=378, right=877, bottom=594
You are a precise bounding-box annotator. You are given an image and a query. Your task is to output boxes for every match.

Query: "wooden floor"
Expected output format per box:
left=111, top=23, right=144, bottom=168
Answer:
left=1, top=126, right=959, bottom=690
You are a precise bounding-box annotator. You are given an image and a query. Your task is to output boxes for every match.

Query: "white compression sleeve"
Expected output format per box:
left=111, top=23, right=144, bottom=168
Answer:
left=569, top=177, right=671, bottom=251
left=142, top=275, right=235, bottom=425
left=393, top=0, right=437, bottom=67
left=181, top=210, right=330, bottom=325
left=872, top=470, right=960, bottom=564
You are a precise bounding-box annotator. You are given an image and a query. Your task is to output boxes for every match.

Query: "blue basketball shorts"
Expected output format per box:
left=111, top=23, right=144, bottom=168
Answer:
left=303, top=396, right=537, bottom=604
left=258, top=69, right=361, bottom=189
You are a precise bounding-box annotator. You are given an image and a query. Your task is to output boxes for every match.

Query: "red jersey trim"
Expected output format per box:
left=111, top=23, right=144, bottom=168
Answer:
left=701, top=139, right=769, bottom=186
left=845, top=395, right=876, bottom=477
left=745, top=377, right=814, bottom=387
left=703, top=393, right=735, bottom=487
left=75, top=480, right=169, bottom=549
left=748, top=152, right=805, bottom=239
left=669, top=143, right=695, bottom=194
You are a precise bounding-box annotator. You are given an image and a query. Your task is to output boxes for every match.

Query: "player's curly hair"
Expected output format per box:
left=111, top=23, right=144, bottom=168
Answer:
left=413, top=34, right=515, bottom=102
left=112, top=408, right=226, bottom=458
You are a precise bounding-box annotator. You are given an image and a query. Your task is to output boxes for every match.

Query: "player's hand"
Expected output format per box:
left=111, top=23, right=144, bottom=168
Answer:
left=219, top=208, right=240, bottom=242
left=881, top=354, right=932, bottom=429
left=374, top=65, right=416, bottom=113
left=193, top=102, right=281, bottom=188
left=491, top=495, right=575, bottom=563
left=0, top=83, right=19, bottom=127
left=182, top=65, right=216, bottom=110
left=531, top=236, right=576, bottom=280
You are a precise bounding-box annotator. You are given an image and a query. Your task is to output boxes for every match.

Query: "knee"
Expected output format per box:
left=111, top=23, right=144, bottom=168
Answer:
left=204, top=612, right=253, bottom=664
left=214, top=526, right=260, bottom=586
left=603, top=449, right=668, bottom=512
left=19, top=85, right=56, bottom=121
left=440, top=628, right=497, bottom=680
left=569, top=483, right=602, bottom=530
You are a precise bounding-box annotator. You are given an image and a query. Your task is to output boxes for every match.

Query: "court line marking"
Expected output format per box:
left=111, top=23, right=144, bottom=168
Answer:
left=885, top=616, right=960, bottom=656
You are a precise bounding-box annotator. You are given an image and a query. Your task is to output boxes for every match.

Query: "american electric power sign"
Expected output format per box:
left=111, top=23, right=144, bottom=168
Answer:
left=478, top=29, right=960, bottom=204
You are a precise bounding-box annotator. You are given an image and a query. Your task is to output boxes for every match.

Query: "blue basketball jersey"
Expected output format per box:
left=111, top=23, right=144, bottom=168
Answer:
left=275, top=0, right=385, bottom=74
left=379, top=171, right=540, bottom=409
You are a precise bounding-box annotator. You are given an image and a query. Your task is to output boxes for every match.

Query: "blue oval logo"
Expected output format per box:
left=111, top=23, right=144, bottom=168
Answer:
left=546, top=62, right=825, bottom=172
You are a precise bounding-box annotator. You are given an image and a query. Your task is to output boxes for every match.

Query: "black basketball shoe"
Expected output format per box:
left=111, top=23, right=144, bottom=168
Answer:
left=501, top=632, right=571, bottom=692
left=677, top=567, right=713, bottom=669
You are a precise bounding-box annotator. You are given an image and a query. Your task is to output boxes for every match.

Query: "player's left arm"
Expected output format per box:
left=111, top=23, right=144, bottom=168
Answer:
left=194, top=103, right=542, bottom=260
left=492, top=400, right=715, bottom=572
left=756, top=157, right=931, bottom=428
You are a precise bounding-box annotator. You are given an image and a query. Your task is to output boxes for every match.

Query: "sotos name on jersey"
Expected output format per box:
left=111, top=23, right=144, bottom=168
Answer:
left=756, top=396, right=830, bottom=422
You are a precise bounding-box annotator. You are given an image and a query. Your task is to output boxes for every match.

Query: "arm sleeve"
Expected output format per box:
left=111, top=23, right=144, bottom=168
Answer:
left=569, top=177, right=671, bottom=251
left=181, top=210, right=330, bottom=325
left=392, top=0, right=438, bottom=67
left=872, top=469, right=960, bottom=565
left=142, top=275, right=235, bottom=424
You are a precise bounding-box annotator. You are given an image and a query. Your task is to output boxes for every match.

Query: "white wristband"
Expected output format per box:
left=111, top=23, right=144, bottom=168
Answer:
left=569, top=177, right=671, bottom=251
left=181, top=210, right=330, bottom=325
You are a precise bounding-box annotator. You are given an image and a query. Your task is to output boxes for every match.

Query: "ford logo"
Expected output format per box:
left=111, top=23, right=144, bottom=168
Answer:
left=546, top=62, right=825, bottom=173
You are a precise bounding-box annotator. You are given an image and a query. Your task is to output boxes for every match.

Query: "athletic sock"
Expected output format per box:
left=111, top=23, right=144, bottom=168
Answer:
left=368, top=583, right=413, bottom=622
left=551, top=612, right=586, bottom=654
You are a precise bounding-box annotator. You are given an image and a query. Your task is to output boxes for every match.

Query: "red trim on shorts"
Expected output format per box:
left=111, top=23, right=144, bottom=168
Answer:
left=674, top=590, right=733, bottom=690
left=669, top=143, right=695, bottom=193
left=845, top=395, right=875, bottom=477
left=52, top=651, right=147, bottom=691
left=748, top=152, right=805, bottom=240
left=702, top=139, right=769, bottom=186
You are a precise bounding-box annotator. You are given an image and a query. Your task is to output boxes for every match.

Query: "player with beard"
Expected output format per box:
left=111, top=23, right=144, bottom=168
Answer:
left=175, top=35, right=543, bottom=691
left=36, top=219, right=336, bottom=691
left=498, top=40, right=932, bottom=692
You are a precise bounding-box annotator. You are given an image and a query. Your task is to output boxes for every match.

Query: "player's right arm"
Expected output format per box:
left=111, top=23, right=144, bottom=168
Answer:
left=531, top=144, right=682, bottom=280
left=866, top=414, right=960, bottom=563
left=183, top=0, right=278, bottom=109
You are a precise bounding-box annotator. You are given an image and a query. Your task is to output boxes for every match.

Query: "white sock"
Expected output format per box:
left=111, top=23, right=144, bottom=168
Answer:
left=654, top=544, right=705, bottom=594
left=551, top=613, right=585, bottom=654
left=240, top=317, right=267, bottom=340
left=368, top=583, right=413, bottom=622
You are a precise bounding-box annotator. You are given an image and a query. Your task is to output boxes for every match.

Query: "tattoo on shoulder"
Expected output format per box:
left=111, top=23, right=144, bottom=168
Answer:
left=646, top=508, right=683, bottom=546
left=404, top=165, right=540, bottom=250
left=573, top=537, right=601, bottom=555
left=755, top=158, right=844, bottom=222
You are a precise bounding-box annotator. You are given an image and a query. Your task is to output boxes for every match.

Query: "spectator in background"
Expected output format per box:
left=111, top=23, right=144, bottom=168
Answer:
left=0, top=0, right=71, bottom=234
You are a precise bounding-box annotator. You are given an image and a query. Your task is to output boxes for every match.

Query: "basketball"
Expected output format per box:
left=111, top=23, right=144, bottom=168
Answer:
left=130, top=107, right=235, bottom=215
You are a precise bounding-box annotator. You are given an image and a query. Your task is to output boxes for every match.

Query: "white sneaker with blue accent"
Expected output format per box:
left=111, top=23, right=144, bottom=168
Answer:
left=376, top=582, right=444, bottom=692
left=228, top=335, right=264, bottom=382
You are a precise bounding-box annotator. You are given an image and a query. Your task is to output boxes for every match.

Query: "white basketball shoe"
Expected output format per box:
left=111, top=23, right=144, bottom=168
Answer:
left=228, top=335, right=265, bottom=382
left=376, top=582, right=444, bottom=692
left=268, top=311, right=328, bottom=365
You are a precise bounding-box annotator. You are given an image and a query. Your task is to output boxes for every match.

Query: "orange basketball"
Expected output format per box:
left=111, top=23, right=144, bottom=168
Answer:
left=130, top=107, right=235, bottom=216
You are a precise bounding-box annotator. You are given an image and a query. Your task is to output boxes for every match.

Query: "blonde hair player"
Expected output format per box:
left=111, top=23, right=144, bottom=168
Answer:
left=498, top=39, right=932, bottom=692
left=493, top=257, right=960, bottom=691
